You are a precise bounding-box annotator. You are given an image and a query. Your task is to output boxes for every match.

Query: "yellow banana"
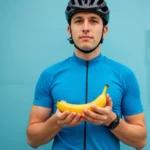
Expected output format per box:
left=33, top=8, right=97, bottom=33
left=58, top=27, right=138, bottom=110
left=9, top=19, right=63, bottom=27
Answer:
left=56, top=84, right=109, bottom=114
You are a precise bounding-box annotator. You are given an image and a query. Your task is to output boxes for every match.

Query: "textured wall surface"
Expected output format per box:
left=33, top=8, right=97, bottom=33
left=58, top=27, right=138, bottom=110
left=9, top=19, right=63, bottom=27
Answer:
left=1, top=0, right=149, bottom=149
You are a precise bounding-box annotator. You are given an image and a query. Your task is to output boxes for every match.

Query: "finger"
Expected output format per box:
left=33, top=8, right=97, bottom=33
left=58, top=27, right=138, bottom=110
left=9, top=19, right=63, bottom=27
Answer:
left=82, top=113, right=101, bottom=125
left=69, top=113, right=82, bottom=125
left=83, top=109, right=107, bottom=122
left=91, top=105, right=111, bottom=115
left=64, top=112, right=76, bottom=124
left=83, top=109, right=100, bottom=120
left=106, top=94, right=112, bottom=107
left=57, top=110, right=70, bottom=120
left=91, top=105, right=104, bottom=114
left=92, top=105, right=109, bottom=115
left=76, top=117, right=84, bottom=125
left=82, top=113, right=91, bottom=122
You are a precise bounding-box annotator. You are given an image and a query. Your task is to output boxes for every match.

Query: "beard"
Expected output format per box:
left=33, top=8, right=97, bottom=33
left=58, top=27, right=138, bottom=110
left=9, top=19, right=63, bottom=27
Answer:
left=73, top=38, right=102, bottom=54
left=69, top=27, right=104, bottom=53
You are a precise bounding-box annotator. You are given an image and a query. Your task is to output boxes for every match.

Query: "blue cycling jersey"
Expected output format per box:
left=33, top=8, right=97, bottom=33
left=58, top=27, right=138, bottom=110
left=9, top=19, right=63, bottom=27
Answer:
left=33, top=52, right=143, bottom=150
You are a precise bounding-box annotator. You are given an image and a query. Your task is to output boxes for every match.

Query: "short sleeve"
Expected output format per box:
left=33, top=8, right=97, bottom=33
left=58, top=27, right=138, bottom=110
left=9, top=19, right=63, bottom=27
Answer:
left=122, top=70, right=143, bottom=116
left=33, top=69, right=53, bottom=108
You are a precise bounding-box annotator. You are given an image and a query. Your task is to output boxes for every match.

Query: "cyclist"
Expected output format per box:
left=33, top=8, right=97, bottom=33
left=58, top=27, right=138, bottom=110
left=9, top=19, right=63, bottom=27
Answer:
left=26, top=0, right=147, bottom=149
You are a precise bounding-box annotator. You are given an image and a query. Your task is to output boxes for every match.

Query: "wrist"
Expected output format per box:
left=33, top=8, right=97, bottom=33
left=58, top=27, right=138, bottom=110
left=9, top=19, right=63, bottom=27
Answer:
left=53, top=114, right=63, bottom=129
left=105, top=113, right=120, bottom=130
left=105, top=112, right=117, bottom=126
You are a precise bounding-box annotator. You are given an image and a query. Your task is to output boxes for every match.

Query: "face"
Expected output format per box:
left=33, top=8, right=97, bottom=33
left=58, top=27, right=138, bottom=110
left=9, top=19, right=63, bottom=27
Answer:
left=68, top=12, right=108, bottom=51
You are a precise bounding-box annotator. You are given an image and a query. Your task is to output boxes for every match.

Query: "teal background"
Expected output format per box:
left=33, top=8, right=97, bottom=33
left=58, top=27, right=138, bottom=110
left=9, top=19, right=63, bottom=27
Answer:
left=0, top=0, right=149, bottom=150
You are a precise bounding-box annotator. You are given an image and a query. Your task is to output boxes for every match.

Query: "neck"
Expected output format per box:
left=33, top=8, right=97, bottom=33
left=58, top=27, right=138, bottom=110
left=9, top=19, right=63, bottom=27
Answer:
left=74, top=47, right=101, bottom=61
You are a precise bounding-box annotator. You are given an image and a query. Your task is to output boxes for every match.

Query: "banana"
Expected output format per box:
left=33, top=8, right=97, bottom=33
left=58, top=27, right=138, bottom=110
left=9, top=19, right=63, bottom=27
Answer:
left=56, top=84, right=109, bottom=114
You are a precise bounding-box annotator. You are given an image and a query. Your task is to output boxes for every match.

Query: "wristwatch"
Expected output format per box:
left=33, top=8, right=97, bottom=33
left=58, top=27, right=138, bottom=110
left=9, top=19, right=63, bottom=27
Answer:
left=106, top=114, right=120, bottom=130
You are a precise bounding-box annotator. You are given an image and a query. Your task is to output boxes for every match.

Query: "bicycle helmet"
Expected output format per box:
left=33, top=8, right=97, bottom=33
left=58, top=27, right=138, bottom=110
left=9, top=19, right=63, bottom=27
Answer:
left=65, top=0, right=110, bottom=25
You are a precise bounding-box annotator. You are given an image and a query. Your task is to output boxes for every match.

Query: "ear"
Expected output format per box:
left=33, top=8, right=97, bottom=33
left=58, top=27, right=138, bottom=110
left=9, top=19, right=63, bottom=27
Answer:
left=103, top=26, right=108, bottom=38
left=67, top=25, right=71, bottom=36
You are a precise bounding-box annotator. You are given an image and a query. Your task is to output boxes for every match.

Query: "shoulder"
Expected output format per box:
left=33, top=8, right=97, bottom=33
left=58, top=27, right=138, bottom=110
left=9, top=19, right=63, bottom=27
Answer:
left=41, top=56, right=72, bottom=76
left=102, top=55, right=138, bottom=90
left=103, top=55, right=135, bottom=78
left=35, top=56, right=73, bottom=88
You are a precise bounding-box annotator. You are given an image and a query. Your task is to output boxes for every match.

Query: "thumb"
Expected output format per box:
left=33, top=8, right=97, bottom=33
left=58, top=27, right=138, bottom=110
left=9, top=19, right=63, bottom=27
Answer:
left=106, top=94, right=113, bottom=107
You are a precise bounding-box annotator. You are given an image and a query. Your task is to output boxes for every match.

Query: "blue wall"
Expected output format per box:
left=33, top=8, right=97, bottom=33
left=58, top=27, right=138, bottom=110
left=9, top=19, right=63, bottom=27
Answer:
left=0, top=0, right=149, bottom=149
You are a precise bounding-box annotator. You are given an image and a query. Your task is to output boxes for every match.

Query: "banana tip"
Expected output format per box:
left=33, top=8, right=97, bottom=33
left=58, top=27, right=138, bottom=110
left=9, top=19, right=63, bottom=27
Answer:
left=105, top=84, right=109, bottom=88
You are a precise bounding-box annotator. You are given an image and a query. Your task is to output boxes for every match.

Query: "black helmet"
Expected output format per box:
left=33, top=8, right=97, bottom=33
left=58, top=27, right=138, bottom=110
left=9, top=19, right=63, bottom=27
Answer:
left=65, top=0, right=110, bottom=25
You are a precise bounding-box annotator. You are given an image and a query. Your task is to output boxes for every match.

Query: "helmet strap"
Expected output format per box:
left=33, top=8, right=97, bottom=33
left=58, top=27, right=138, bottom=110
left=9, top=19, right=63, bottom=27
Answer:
left=68, top=27, right=104, bottom=54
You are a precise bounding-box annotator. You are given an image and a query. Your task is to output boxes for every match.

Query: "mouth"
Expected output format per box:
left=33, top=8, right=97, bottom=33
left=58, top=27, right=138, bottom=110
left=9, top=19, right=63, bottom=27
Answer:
left=79, top=36, right=93, bottom=40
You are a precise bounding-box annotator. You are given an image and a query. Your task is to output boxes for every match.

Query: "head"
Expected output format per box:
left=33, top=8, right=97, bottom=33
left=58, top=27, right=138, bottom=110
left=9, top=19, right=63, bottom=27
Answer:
left=65, top=0, right=110, bottom=54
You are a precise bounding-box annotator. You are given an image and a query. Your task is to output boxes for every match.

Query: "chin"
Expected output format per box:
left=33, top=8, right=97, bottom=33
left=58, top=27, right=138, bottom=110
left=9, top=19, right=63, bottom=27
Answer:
left=79, top=44, right=92, bottom=50
left=80, top=46, right=93, bottom=50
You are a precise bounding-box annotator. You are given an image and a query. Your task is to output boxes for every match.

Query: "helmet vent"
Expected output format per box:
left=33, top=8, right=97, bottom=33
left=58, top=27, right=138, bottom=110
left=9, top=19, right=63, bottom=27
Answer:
left=66, top=6, right=71, bottom=11
left=71, top=0, right=75, bottom=5
left=97, top=0, right=103, bottom=5
left=101, top=6, right=108, bottom=12
left=89, top=0, right=95, bottom=5
left=78, top=0, right=83, bottom=5
left=84, top=0, right=88, bottom=4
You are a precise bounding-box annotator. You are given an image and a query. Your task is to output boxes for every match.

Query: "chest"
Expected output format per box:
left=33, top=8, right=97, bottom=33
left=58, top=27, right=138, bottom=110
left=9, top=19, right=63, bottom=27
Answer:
left=51, top=64, right=124, bottom=114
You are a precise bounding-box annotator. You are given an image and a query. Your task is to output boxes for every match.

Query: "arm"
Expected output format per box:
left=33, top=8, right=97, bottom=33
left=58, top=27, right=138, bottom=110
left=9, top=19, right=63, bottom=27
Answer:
left=107, top=112, right=147, bottom=150
left=26, top=105, right=61, bottom=148
left=82, top=95, right=147, bottom=150
left=26, top=105, right=84, bottom=148
left=27, top=69, right=84, bottom=148
left=110, top=70, right=147, bottom=149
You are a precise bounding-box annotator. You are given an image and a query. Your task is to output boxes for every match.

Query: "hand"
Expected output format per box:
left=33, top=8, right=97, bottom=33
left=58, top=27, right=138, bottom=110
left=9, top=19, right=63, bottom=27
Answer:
left=82, top=94, right=116, bottom=126
left=55, top=109, right=84, bottom=127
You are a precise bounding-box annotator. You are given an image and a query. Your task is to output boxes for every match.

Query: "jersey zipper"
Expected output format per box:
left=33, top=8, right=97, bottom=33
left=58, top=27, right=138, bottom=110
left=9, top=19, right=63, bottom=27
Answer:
left=84, top=61, right=89, bottom=150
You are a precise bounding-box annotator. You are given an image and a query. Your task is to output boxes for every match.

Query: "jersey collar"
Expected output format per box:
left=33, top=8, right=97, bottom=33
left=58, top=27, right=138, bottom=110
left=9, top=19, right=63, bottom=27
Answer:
left=72, top=52, right=104, bottom=65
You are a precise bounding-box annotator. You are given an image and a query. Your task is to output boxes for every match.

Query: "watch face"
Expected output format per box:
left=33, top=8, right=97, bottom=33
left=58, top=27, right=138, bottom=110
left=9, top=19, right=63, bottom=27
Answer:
left=106, top=114, right=120, bottom=130
left=109, top=115, right=120, bottom=130
left=111, top=121, right=119, bottom=129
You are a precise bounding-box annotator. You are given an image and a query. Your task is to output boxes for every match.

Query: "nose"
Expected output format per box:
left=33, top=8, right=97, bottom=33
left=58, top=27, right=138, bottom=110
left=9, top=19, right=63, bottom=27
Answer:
left=82, top=20, right=89, bottom=33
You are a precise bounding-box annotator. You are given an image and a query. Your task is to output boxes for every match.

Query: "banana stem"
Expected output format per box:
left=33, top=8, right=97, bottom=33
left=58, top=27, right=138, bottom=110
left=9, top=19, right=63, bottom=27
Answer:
left=102, top=84, right=109, bottom=95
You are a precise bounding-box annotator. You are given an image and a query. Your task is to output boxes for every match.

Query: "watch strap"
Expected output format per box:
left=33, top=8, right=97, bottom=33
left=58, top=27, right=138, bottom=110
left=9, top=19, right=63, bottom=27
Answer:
left=106, top=114, right=120, bottom=130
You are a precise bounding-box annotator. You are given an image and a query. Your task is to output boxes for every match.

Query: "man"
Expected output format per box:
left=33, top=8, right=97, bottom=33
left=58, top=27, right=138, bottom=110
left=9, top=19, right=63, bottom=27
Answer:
left=26, top=0, right=147, bottom=150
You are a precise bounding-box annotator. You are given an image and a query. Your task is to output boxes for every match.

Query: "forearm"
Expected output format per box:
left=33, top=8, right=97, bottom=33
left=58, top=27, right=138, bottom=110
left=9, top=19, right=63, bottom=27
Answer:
left=26, top=114, right=61, bottom=148
left=110, top=118, right=147, bottom=149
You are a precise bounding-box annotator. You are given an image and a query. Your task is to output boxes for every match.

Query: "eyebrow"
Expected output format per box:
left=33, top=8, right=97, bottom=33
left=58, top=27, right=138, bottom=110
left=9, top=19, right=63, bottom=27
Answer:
left=73, top=16, right=100, bottom=20
left=73, top=16, right=82, bottom=20
left=90, top=16, right=99, bottom=20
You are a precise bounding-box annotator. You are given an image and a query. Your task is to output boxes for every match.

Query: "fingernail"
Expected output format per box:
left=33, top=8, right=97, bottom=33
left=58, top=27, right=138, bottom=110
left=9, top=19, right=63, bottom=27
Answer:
left=92, top=105, right=95, bottom=108
left=66, top=110, right=70, bottom=113
left=72, top=112, right=76, bottom=116
left=81, top=114, right=85, bottom=117
left=84, top=109, right=88, bottom=112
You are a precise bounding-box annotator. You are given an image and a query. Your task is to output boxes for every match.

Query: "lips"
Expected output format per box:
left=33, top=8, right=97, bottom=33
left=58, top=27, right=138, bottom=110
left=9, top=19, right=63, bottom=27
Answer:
left=80, top=36, right=92, bottom=39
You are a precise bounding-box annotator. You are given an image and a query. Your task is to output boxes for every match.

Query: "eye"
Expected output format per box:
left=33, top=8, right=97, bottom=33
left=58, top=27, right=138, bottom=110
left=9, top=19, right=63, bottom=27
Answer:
left=90, top=20, right=98, bottom=24
left=75, top=20, right=83, bottom=23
